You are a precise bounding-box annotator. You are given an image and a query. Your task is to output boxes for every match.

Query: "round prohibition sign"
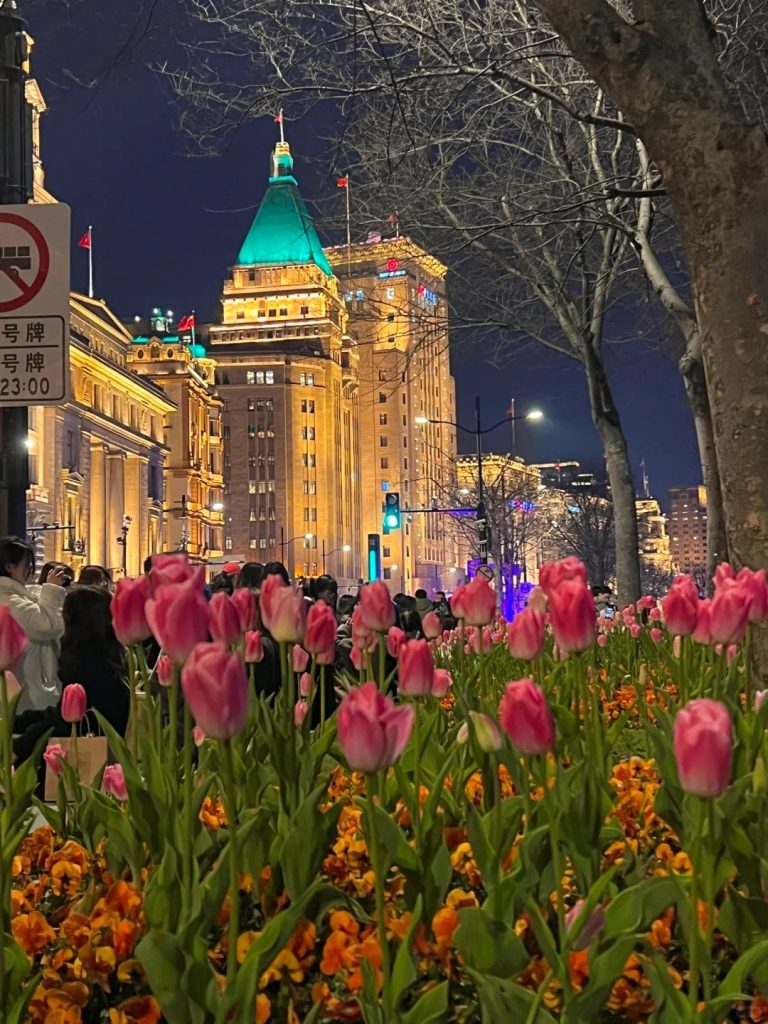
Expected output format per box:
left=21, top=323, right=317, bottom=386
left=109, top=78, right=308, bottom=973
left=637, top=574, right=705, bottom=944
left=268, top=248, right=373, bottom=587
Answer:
left=0, top=212, right=50, bottom=313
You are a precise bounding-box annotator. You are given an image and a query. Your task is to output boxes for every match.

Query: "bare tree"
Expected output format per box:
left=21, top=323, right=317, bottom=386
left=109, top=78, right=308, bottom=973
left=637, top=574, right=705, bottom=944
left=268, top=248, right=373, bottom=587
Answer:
left=543, top=489, right=616, bottom=587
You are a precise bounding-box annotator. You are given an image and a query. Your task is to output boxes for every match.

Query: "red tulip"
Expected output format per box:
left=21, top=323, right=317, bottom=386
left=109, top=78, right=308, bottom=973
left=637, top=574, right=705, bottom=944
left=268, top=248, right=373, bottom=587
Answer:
left=299, top=672, right=312, bottom=698
left=673, top=699, right=731, bottom=798
left=156, top=654, right=174, bottom=687
left=547, top=579, right=596, bottom=653
left=111, top=577, right=151, bottom=647
left=398, top=638, right=434, bottom=697
left=709, top=581, right=751, bottom=645
left=539, top=557, right=588, bottom=595
left=181, top=642, right=249, bottom=740
left=358, top=581, right=395, bottom=633
left=0, top=606, right=27, bottom=673
left=692, top=599, right=713, bottom=645
left=507, top=609, right=545, bottom=660
left=146, top=572, right=211, bottom=664
left=450, top=576, right=496, bottom=626
left=61, top=683, right=87, bottom=723
left=304, top=602, right=337, bottom=665
left=43, top=744, right=67, bottom=777
left=499, top=678, right=555, bottom=755
left=337, top=681, right=414, bottom=773
left=292, top=644, right=310, bottom=673
left=387, top=626, right=406, bottom=658
left=259, top=577, right=306, bottom=644
left=148, top=553, right=194, bottom=591
left=102, top=764, right=128, bottom=801
left=661, top=576, right=700, bottom=636
left=231, top=587, right=256, bottom=631
left=431, top=668, right=453, bottom=698
left=209, top=592, right=242, bottom=647
left=421, top=611, right=442, bottom=640
left=244, top=630, right=264, bottom=664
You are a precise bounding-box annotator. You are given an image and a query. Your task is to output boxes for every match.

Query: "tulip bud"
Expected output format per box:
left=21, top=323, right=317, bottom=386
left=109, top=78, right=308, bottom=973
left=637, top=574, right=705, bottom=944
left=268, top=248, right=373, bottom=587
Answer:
left=456, top=721, right=470, bottom=745
left=146, top=571, right=211, bottom=664
left=102, top=764, right=128, bottom=801
left=299, top=672, right=312, bottom=698
left=566, top=899, right=605, bottom=951
left=43, top=743, right=67, bottom=777
left=292, top=644, right=310, bottom=674
left=244, top=630, right=264, bottom=664
left=209, top=591, right=242, bottom=646
left=673, top=699, right=732, bottom=798
left=421, top=611, right=442, bottom=640
left=596, top=633, right=608, bottom=648
left=398, top=638, right=434, bottom=697
left=468, top=710, right=503, bottom=753
left=662, top=576, right=700, bottom=636
left=304, top=601, right=337, bottom=665
left=387, top=626, right=405, bottom=658
left=753, top=756, right=768, bottom=795
left=450, top=577, right=496, bottom=626
left=431, top=668, right=453, bottom=698
left=337, top=682, right=414, bottom=772
left=193, top=725, right=206, bottom=747
left=156, top=654, right=174, bottom=687
left=507, top=609, right=545, bottom=660
left=61, top=683, right=87, bottom=723
left=111, top=576, right=152, bottom=647
left=650, top=628, right=663, bottom=643
left=358, top=581, right=395, bottom=633
left=231, top=587, right=256, bottom=632
left=548, top=579, right=596, bottom=653
left=181, top=642, right=249, bottom=740
left=294, top=700, right=309, bottom=727
left=499, top=678, right=556, bottom=755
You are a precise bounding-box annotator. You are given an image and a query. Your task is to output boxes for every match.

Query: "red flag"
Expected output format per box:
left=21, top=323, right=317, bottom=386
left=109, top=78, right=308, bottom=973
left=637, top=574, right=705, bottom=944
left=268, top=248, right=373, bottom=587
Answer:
left=177, top=314, right=195, bottom=332
left=78, top=230, right=91, bottom=250
left=274, top=110, right=283, bottom=124
left=336, top=176, right=348, bottom=188
left=387, top=212, right=398, bottom=224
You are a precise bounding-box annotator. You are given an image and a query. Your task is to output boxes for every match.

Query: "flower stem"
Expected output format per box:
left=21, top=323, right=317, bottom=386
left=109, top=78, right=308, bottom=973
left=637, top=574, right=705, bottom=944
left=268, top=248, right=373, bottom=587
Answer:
left=524, top=967, right=553, bottom=1024
left=168, top=666, right=179, bottom=780
left=702, top=801, right=718, bottom=1006
left=182, top=702, right=194, bottom=908
left=0, top=671, right=12, bottom=1019
left=411, top=704, right=422, bottom=847
left=365, top=772, right=392, bottom=1016
left=688, top=800, right=705, bottom=1016
left=320, top=665, right=327, bottom=730
left=220, top=740, right=240, bottom=989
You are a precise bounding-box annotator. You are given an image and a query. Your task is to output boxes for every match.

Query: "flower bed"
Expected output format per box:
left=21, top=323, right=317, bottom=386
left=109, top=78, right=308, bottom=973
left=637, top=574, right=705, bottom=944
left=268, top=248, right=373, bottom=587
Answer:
left=0, top=557, right=767, bottom=1023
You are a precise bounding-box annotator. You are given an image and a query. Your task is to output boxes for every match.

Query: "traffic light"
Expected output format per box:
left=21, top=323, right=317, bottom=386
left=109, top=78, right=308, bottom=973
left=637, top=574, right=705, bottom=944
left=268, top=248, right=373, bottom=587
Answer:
left=383, top=492, right=401, bottom=531
left=367, top=533, right=381, bottom=582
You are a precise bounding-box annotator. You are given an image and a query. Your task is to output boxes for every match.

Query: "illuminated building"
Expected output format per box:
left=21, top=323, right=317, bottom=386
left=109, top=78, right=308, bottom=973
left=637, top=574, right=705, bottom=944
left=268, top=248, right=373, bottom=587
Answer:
left=26, top=294, right=174, bottom=575
left=326, top=236, right=458, bottom=593
left=127, top=311, right=225, bottom=564
left=668, top=485, right=708, bottom=573
left=636, top=496, right=674, bottom=586
left=208, top=140, right=361, bottom=581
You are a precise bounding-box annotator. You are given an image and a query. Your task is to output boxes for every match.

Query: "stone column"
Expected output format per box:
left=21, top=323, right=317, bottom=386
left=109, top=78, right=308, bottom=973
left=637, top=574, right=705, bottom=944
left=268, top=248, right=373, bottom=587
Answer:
left=107, top=451, right=125, bottom=575
left=89, top=442, right=107, bottom=566
left=124, top=455, right=147, bottom=576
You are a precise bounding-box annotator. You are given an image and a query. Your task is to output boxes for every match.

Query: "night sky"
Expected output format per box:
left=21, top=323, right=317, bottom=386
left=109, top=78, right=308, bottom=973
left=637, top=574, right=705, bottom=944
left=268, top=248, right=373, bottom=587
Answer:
left=30, top=1, right=701, bottom=505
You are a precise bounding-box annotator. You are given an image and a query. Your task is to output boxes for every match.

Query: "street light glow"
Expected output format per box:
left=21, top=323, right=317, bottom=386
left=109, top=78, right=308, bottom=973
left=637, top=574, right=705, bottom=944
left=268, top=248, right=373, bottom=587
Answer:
left=210, top=501, right=224, bottom=511
left=304, top=532, right=314, bottom=540
left=390, top=564, right=398, bottom=571
left=342, top=544, right=351, bottom=552
left=526, top=408, right=544, bottom=421
left=459, top=488, right=470, bottom=496
left=23, top=437, right=35, bottom=449
left=414, top=416, right=429, bottom=424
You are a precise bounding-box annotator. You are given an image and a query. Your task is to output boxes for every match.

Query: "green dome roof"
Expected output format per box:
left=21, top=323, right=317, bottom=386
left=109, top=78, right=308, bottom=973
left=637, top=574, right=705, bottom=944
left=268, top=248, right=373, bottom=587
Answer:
left=236, top=142, right=333, bottom=276
left=189, top=343, right=207, bottom=359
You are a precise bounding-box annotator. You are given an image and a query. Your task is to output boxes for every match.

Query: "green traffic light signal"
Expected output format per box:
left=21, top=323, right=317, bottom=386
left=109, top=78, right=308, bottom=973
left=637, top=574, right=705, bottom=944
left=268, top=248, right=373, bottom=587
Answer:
left=384, top=492, right=401, bottom=531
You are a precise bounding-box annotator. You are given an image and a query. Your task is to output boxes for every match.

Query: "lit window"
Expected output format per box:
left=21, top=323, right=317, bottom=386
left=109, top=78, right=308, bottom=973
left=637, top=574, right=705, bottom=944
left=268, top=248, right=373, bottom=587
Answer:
left=225, top=537, right=232, bottom=550
left=379, top=414, right=387, bottom=425
left=379, top=392, right=387, bottom=404
left=250, top=539, right=258, bottom=549
left=259, top=537, right=267, bottom=550
left=386, top=287, right=395, bottom=300
left=299, top=372, right=306, bottom=385
left=246, top=371, right=255, bottom=384
left=249, top=482, right=256, bottom=494
left=248, top=399, right=255, bottom=410
left=268, top=309, right=277, bottom=318
left=307, top=374, right=314, bottom=386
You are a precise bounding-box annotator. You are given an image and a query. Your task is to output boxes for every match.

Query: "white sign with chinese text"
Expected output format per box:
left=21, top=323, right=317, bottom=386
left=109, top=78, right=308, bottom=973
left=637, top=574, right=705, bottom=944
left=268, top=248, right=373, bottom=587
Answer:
left=0, top=203, right=70, bottom=406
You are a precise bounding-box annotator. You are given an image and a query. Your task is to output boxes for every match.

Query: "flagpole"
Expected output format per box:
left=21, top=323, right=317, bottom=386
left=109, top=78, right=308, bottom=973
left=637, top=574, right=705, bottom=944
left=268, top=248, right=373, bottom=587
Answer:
left=87, top=225, right=93, bottom=298
left=278, top=108, right=284, bottom=144
left=345, top=178, right=351, bottom=276
left=191, top=309, right=196, bottom=347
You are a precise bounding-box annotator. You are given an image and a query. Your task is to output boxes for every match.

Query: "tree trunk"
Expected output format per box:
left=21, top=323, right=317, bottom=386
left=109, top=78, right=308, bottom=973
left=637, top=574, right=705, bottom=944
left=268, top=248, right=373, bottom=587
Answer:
left=583, top=351, right=642, bottom=606
left=678, top=344, right=728, bottom=587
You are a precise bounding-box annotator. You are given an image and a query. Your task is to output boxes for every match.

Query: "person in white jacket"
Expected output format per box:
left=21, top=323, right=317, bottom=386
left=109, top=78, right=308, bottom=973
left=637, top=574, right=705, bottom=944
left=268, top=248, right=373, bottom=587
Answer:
left=0, top=537, right=67, bottom=712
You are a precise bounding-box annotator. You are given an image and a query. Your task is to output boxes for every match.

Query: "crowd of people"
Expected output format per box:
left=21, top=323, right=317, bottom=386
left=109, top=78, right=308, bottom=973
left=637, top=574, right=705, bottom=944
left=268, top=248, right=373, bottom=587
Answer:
left=0, top=539, right=460, bottom=782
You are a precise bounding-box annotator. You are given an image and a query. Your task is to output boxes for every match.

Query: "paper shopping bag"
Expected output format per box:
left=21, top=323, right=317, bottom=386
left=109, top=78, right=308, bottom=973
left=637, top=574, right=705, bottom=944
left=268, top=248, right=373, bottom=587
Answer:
left=44, top=735, right=108, bottom=802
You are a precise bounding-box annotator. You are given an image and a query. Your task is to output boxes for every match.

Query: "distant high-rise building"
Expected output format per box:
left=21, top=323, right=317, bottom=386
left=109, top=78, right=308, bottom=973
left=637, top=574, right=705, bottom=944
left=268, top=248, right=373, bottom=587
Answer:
left=208, top=140, right=361, bottom=581
left=326, top=236, right=458, bottom=594
left=668, top=486, right=708, bottom=572
left=532, top=461, right=605, bottom=495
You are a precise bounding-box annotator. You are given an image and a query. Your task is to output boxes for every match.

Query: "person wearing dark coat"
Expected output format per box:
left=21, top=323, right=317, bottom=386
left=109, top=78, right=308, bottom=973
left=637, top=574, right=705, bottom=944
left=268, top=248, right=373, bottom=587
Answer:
left=14, top=586, right=130, bottom=768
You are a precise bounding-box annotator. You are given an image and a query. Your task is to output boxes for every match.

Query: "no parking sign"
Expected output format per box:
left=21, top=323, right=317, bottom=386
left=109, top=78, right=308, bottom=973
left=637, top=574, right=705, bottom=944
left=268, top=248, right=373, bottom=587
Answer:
left=0, top=203, right=70, bottom=405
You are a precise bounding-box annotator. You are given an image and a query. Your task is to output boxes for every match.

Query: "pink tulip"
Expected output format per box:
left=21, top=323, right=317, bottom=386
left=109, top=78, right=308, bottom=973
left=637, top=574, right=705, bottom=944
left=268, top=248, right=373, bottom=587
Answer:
left=244, top=630, right=264, bottom=664
left=596, top=633, right=608, bottom=648
left=507, top=609, right=545, bottom=660
left=727, top=644, right=738, bottom=663
left=566, top=900, right=605, bottom=951
left=0, top=606, right=27, bottom=673
left=650, top=628, right=663, bottom=643
left=61, top=683, right=87, bottom=723
left=351, top=606, right=378, bottom=653
left=692, top=600, right=713, bottom=645
left=539, top=557, right=588, bottom=595
left=673, top=699, right=732, bottom=798
left=431, top=668, right=453, bottom=698
left=450, top=576, right=496, bottom=627
left=709, top=581, right=751, bottom=645
left=358, top=581, right=395, bottom=633
left=111, top=577, right=152, bottom=647
left=637, top=595, right=656, bottom=611
left=209, top=592, right=242, bottom=647
left=468, top=710, right=503, bottom=752
left=456, top=721, right=470, bottom=745
left=421, top=611, right=442, bottom=640
left=499, top=678, right=556, bottom=755
left=259, top=577, right=306, bottom=644
left=398, top=638, right=434, bottom=697
left=294, top=700, right=309, bottom=727
left=43, top=743, right=67, bottom=777
left=146, top=572, right=211, bottom=664
left=547, top=579, right=596, bottom=653
left=193, top=725, right=206, bottom=746
left=304, top=602, right=337, bottom=665
left=736, top=568, right=768, bottom=622
left=156, top=654, right=174, bottom=687
left=231, top=587, right=256, bottom=632
left=292, top=644, right=310, bottom=673
left=528, top=587, right=548, bottom=614
left=149, top=553, right=194, bottom=591
left=350, top=646, right=363, bottom=671
left=3, top=670, right=20, bottom=701
left=181, top=642, right=249, bottom=740
left=386, top=626, right=406, bottom=658
left=299, top=672, right=312, bottom=698
left=630, top=623, right=642, bottom=639
left=102, top=764, right=128, bottom=801
left=755, top=690, right=768, bottom=712
left=649, top=606, right=662, bottom=621
left=662, top=576, right=699, bottom=636
left=713, top=562, right=735, bottom=590
left=337, top=681, right=414, bottom=773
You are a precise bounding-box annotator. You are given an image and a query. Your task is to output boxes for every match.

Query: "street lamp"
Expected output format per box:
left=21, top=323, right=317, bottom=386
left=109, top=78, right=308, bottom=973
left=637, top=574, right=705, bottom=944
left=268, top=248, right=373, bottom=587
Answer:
left=115, top=515, right=132, bottom=577
left=414, top=397, right=544, bottom=565
left=280, top=527, right=314, bottom=568
left=321, top=541, right=352, bottom=574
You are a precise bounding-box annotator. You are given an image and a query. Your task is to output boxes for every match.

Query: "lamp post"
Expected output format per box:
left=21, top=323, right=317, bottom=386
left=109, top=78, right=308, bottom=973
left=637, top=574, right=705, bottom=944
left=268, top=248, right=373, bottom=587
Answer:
left=415, top=397, right=543, bottom=566
left=115, top=515, right=131, bottom=577
left=280, top=527, right=314, bottom=570
left=322, top=541, right=351, bottom=574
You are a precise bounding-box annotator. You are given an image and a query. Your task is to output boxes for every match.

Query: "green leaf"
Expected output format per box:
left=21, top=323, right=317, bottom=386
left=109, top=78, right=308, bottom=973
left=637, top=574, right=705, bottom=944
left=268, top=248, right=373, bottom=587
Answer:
left=604, top=877, right=681, bottom=936
left=644, top=952, right=690, bottom=1021
left=719, top=938, right=768, bottom=997
left=391, top=895, right=422, bottom=1008
left=568, top=935, right=638, bottom=1019
left=454, top=906, right=529, bottom=978
left=280, top=779, right=343, bottom=899
left=136, top=931, right=209, bottom=1024
left=719, top=890, right=768, bottom=955
left=401, top=982, right=450, bottom=1023
left=465, top=969, right=558, bottom=1024
left=365, top=800, right=419, bottom=872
